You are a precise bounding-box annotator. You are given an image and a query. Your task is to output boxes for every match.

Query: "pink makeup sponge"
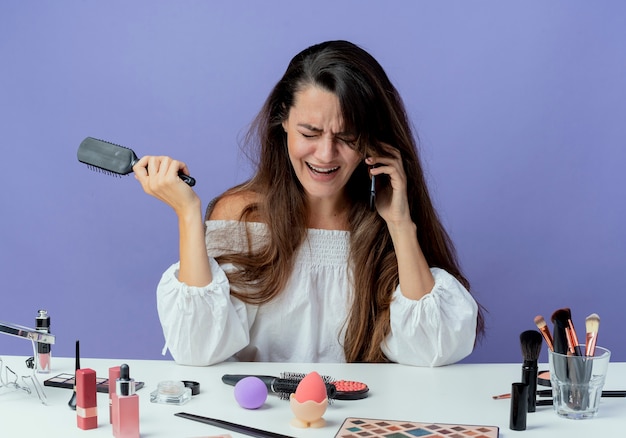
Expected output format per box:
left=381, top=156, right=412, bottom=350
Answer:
left=294, top=371, right=327, bottom=403
left=233, top=376, right=268, bottom=409
left=290, top=371, right=329, bottom=428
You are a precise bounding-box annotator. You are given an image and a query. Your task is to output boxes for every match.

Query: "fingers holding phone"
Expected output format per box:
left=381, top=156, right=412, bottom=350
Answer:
left=365, top=144, right=410, bottom=221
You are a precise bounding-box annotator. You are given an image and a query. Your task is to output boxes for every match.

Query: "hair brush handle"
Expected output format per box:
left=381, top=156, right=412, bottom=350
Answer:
left=177, top=172, right=195, bottom=187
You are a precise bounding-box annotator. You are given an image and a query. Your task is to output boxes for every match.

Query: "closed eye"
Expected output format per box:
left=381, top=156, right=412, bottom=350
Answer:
left=337, top=137, right=357, bottom=149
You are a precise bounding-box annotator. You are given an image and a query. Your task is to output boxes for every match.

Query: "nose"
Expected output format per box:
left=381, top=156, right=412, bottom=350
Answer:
left=316, top=135, right=338, bottom=162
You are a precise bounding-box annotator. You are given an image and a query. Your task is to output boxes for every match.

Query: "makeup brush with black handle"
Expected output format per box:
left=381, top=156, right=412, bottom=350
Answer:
left=520, top=329, right=543, bottom=412
left=551, top=308, right=571, bottom=355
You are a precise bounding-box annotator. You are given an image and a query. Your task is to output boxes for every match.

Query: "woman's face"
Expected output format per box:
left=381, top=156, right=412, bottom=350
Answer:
left=282, top=85, right=363, bottom=203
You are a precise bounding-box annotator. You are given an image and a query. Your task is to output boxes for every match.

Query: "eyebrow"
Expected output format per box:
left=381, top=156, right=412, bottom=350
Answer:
left=297, top=123, right=353, bottom=137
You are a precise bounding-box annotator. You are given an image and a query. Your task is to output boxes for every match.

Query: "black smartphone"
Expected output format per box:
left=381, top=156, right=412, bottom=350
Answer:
left=369, top=173, right=376, bottom=211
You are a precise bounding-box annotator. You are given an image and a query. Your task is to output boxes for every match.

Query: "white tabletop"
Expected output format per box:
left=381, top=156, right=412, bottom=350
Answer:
left=0, top=356, right=624, bottom=437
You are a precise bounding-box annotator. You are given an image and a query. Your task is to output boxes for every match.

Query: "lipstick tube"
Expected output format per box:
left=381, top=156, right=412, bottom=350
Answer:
left=113, top=364, right=139, bottom=438
left=76, top=368, right=98, bottom=430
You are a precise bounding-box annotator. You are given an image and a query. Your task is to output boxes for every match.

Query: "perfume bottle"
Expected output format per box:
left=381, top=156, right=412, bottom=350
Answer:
left=113, top=364, right=140, bottom=438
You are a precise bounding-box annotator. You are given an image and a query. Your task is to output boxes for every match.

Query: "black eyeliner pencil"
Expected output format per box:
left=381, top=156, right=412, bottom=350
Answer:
left=68, top=340, right=79, bottom=410
left=175, top=412, right=295, bottom=438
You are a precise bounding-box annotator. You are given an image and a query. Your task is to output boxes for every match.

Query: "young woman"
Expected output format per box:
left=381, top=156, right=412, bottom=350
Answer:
left=134, top=40, right=484, bottom=366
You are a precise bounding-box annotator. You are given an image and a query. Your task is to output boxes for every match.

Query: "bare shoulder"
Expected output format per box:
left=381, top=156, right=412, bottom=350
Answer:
left=208, top=190, right=263, bottom=221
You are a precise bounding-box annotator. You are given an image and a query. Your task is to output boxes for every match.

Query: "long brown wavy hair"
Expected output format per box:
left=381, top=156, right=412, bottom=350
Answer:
left=208, top=40, right=485, bottom=362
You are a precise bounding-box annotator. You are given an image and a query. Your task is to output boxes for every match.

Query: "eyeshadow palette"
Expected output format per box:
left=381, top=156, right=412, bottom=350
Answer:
left=335, top=417, right=499, bottom=438
left=43, top=373, right=144, bottom=393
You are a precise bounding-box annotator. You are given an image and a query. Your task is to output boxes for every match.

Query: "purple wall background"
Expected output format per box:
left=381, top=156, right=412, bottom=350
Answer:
left=1, top=1, right=624, bottom=365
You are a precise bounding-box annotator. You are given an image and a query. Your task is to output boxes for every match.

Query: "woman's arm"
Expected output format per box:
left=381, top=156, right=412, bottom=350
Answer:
left=366, top=147, right=434, bottom=300
left=133, top=155, right=212, bottom=287
left=383, top=268, right=478, bottom=366
left=134, top=157, right=256, bottom=365
left=157, top=260, right=251, bottom=365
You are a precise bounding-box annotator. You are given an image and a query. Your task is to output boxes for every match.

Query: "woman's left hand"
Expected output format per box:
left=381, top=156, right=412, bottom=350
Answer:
left=366, top=143, right=412, bottom=225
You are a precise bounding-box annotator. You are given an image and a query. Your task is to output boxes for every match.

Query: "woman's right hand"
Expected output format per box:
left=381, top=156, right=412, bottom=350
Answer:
left=133, top=155, right=200, bottom=216
left=135, top=155, right=212, bottom=287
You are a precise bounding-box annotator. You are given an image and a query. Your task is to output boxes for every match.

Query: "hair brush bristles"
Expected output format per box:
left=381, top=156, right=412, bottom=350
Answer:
left=85, top=164, right=122, bottom=177
left=520, top=330, right=543, bottom=363
left=280, top=372, right=369, bottom=401
left=280, top=371, right=335, bottom=383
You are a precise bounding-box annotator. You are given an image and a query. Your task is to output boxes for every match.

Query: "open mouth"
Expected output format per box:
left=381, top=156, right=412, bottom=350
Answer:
left=306, top=162, right=339, bottom=175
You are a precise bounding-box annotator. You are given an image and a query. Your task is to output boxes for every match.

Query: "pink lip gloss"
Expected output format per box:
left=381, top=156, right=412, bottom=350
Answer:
left=76, top=368, right=98, bottom=430
left=35, top=309, right=51, bottom=373
left=113, top=363, right=139, bottom=438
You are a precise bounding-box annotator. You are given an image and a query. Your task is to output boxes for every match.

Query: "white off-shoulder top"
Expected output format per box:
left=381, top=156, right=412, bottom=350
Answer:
left=156, top=220, right=478, bottom=366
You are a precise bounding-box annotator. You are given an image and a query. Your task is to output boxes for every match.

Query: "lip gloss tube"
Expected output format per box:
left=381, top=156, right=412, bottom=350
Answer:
left=35, top=309, right=51, bottom=373
left=76, top=368, right=98, bottom=430
left=113, top=363, right=139, bottom=438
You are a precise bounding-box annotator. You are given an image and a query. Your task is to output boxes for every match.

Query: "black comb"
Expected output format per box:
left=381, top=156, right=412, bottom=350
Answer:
left=77, top=137, right=195, bottom=186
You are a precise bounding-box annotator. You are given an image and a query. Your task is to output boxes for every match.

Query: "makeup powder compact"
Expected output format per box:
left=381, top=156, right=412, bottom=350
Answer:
left=150, top=381, right=192, bottom=405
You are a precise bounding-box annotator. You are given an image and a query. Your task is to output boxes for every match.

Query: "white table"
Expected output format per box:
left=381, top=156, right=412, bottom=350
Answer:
left=0, top=356, right=624, bottom=437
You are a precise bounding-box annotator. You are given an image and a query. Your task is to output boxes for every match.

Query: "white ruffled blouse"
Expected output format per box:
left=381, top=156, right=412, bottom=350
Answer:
left=156, top=220, right=478, bottom=367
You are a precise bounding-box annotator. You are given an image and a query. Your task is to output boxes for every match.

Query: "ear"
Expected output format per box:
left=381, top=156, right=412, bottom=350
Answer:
left=281, top=119, right=288, bottom=133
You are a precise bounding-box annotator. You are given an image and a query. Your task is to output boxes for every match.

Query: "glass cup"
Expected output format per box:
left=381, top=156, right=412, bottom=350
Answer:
left=548, top=346, right=611, bottom=419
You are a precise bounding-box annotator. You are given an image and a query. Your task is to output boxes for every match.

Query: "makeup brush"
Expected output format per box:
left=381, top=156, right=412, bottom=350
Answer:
left=585, top=313, right=600, bottom=356
left=567, top=315, right=583, bottom=356
left=68, top=340, right=80, bottom=409
left=520, top=330, right=543, bottom=412
left=494, top=389, right=626, bottom=400
left=533, top=315, right=554, bottom=352
left=551, top=308, right=572, bottom=355
left=175, top=412, right=295, bottom=438
left=553, top=308, right=582, bottom=356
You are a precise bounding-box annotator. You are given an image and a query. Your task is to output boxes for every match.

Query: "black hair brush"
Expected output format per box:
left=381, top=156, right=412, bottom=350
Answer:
left=520, top=329, right=543, bottom=412
left=221, top=372, right=369, bottom=401
left=77, top=137, right=195, bottom=186
left=222, top=374, right=337, bottom=402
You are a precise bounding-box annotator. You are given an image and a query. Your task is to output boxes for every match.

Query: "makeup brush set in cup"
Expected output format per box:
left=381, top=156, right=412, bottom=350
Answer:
left=503, top=308, right=618, bottom=429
